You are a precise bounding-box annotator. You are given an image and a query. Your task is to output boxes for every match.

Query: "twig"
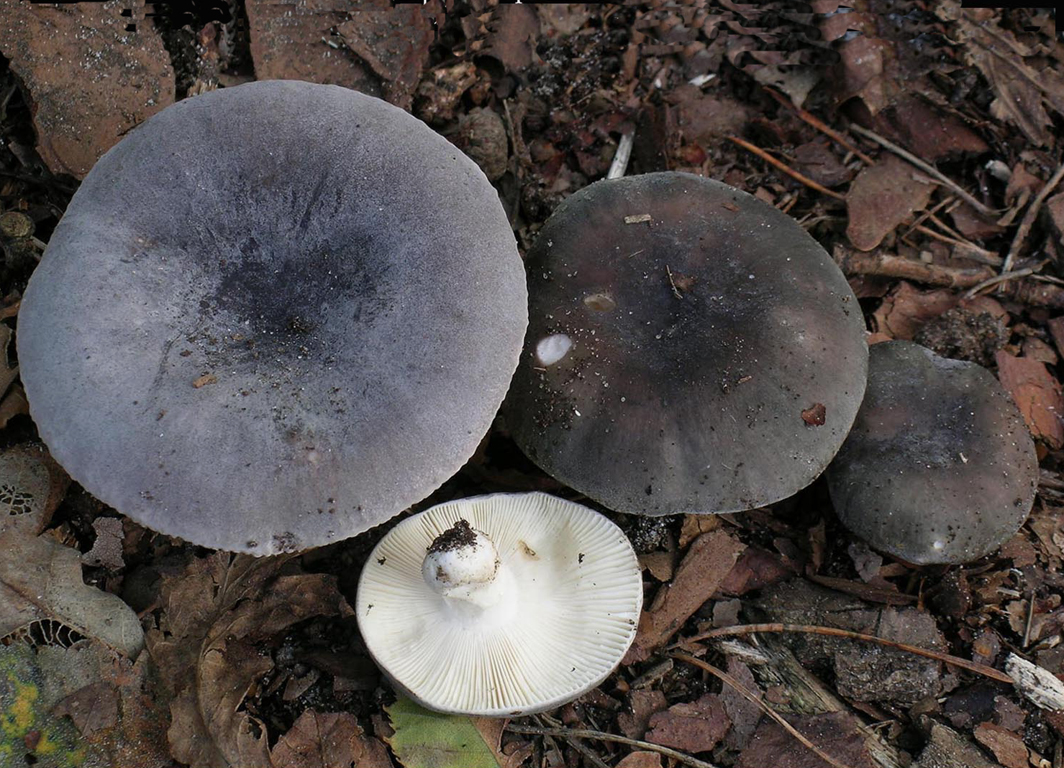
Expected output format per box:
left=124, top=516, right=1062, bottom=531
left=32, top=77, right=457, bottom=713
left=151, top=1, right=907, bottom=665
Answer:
left=1000, top=160, right=1064, bottom=274
left=726, top=136, right=846, bottom=200
left=673, top=652, right=858, bottom=768
left=764, top=88, right=874, bottom=165
left=674, top=623, right=1013, bottom=684
left=535, top=714, right=610, bottom=768
left=964, top=267, right=1036, bottom=299
left=504, top=724, right=721, bottom=768
left=911, top=224, right=1002, bottom=266
left=607, top=130, right=635, bottom=180
left=1024, top=590, right=1036, bottom=650
left=834, top=247, right=995, bottom=288
left=849, top=124, right=995, bottom=217
left=901, top=196, right=957, bottom=239
left=666, top=265, right=682, bottom=299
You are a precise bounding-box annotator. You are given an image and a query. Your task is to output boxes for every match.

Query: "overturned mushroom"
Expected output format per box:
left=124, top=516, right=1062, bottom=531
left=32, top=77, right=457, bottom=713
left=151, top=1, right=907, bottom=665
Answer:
left=356, top=492, right=642, bottom=715
left=506, top=172, right=867, bottom=516
left=827, top=341, right=1038, bottom=564
left=17, top=80, right=527, bottom=555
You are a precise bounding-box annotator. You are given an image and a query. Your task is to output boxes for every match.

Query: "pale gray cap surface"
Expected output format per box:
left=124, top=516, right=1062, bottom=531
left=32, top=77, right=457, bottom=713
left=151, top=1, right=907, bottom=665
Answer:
left=18, top=80, right=528, bottom=555
left=828, top=341, right=1038, bottom=564
left=507, top=172, right=867, bottom=516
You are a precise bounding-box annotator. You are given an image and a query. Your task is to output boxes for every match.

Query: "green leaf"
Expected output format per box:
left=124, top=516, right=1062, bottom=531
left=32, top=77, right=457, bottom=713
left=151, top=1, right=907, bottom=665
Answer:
left=385, top=697, right=502, bottom=768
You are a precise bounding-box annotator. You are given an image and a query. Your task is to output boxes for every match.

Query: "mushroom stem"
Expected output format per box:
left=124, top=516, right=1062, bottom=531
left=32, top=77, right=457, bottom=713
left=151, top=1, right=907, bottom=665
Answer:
left=422, top=519, right=503, bottom=606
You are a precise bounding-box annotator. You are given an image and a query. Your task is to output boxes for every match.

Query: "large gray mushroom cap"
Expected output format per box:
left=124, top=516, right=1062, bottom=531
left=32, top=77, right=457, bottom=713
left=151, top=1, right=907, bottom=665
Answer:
left=507, top=172, right=867, bottom=515
left=17, top=80, right=527, bottom=555
left=828, top=341, right=1038, bottom=564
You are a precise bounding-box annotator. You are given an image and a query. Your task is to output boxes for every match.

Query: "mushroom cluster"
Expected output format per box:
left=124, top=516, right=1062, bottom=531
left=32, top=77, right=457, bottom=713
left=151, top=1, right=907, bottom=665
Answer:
left=17, top=80, right=528, bottom=555
left=506, top=172, right=868, bottom=516
left=356, top=492, right=642, bottom=716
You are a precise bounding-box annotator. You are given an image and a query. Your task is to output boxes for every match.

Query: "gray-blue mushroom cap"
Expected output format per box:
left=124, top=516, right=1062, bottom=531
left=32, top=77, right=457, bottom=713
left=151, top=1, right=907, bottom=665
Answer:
left=18, top=80, right=528, bottom=555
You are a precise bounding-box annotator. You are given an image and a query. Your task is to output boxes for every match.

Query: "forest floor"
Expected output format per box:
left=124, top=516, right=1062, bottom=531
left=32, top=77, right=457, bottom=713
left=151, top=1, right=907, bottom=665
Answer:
left=2, top=2, right=1064, bottom=768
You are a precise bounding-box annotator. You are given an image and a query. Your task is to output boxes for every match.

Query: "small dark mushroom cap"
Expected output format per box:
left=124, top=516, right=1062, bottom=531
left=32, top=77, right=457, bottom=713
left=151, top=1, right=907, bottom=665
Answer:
left=827, top=341, right=1037, bottom=564
left=18, top=80, right=527, bottom=555
left=507, top=172, right=867, bottom=515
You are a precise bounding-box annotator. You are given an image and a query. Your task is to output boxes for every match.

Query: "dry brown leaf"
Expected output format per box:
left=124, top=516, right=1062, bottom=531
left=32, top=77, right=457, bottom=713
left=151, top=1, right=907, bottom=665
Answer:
left=645, top=694, right=731, bottom=753
left=245, top=0, right=380, bottom=97
left=737, top=712, right=877, bottom=768
left=270, top=710, right=389, bottom=768
left=336, top=2, right=434, bottom=109
left=617, top=753, right=663, bottom=768
left=678, top=514, right=721, bottom=549
left=0, top=443, right=69, bottom=535
left=146, top=552, right=354, bottom=768
left=81, top=517, right=125, bottom=570
left=0, top=323, right=17, bottom=399
left=916, top=722, right=1005, bottom=768
left=0, top=0, right=175, bottom=177
left=995, top=351, right=1064, bottom=449
left=617, top=690, right=669, bottom=739
left=624, top=529, right=745, bottom=663
left=870, top=281, right=958, bottom=344
left=0, top=383, right=29, bottom=430
left=846, top=155, right=934, bottom=251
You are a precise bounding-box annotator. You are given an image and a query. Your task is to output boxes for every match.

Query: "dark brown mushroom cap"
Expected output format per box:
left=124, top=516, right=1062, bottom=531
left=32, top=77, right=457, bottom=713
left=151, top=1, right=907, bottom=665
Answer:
left=827, top=341, right=1037, bottom=564
left=506, top=172, right=867, bottom=515
left=17, top=80, right=527, bottom=555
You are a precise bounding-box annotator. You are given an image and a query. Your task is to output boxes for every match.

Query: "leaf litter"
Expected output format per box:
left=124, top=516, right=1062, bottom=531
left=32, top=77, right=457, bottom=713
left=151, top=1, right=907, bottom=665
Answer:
left=2, top=2, right=1064, bottom=768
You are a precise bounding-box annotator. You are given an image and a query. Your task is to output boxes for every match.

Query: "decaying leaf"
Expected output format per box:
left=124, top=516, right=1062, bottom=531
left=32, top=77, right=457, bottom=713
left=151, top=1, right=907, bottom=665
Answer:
left=995, top=351, right=1064, bottom=449
left=625, top=529, right=745, bottom=664
left=738, top=712, right=877, bottom=768
left=385, top=696, right=501, bottom=768
left=0, top=443, right=69, bottom=535
left=146, top=552, right=355, bottom=768
left=0, top=640, right=170, bottom=768
left=846, top=155, right=934, bottom=251
left=0, top=525, right=142, bottom=656
left=336, top=2, right=433, bottom=109
left=272, top=710, right=394, bottom=768
left=645, top=693, right=731, bottom=753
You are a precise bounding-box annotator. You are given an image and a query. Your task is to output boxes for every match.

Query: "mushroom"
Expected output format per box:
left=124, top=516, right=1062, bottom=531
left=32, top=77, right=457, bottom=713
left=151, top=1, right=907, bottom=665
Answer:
left=827, top=341, right=1038, bottom=564
left=506, top=172, right=867, bottom=516
left=17, top=80, right=528, bottom=555
left=356, top=492, right=642, bottom=715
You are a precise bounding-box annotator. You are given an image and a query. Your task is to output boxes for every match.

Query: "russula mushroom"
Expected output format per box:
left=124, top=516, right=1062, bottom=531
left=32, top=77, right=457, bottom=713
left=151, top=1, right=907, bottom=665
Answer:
left=17, top=80, right=527, bottom=555
left=356, top=492, right=642, bottom=715
left=506, top=172, right=867, bottom=516
left=827, top=341, right=1038, bottom=564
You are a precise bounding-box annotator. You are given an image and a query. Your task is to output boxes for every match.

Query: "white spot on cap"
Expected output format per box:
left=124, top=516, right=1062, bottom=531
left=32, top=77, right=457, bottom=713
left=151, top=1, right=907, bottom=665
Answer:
left=536, top=334, right=573, bottom=366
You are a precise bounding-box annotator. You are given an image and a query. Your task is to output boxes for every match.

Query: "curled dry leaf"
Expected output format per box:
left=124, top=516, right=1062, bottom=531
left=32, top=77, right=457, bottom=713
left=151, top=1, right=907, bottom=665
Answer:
left=0, top=522, right=142, bottom=657
left=870, top=282, right=958, bottom=344
left=645, top=694, right=731, bottom=753
left=145, top=552, right=356, bottom=768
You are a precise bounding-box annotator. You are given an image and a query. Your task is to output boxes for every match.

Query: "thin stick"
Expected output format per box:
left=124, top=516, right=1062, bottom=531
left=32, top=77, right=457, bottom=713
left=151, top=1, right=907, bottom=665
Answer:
left=912, top=224, right=1002, bottom=266
left=902, top=196, right=957, bottom=239
left=835, top=248, right=995, bottom=288
left=726, top=136, right=846, bottom=200
left=849, top=123, right=995, bottom=217
left=607, top=130, right=635, bottom=180
left=504, top=724, right=721, bottom=768
left=764, top=88, right=874, bottom=165
left=535, top=714, right=610, bottom=768
left=672, top=652, right=858, bottom=768
left=1000, top=160, right=1064, bottom=274
left=964, top=267, right=1036, bottom=299
left=674, top=623, right=1013, bottom=684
